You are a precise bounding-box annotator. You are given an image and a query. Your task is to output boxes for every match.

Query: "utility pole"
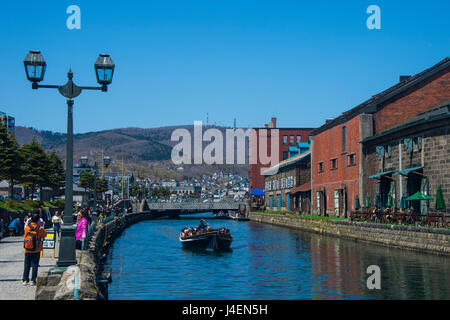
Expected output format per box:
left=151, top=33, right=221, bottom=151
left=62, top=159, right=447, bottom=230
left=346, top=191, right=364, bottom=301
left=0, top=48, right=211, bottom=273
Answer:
left=101, top=148, right=105, bottom=178
left=121, top=157, right=124, bottom=200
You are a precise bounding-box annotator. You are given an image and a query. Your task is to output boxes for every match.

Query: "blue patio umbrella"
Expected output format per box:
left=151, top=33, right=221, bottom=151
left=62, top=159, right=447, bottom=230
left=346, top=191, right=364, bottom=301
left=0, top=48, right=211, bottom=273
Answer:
left=374, top=193, right=381, bottom=207
left=400, top=193, right=409, bottom=210
left=386, top=192, right=393, bottom=208
left=355, top=195, right=361, bottom=210
left=364, top=194, right=371, bottom=208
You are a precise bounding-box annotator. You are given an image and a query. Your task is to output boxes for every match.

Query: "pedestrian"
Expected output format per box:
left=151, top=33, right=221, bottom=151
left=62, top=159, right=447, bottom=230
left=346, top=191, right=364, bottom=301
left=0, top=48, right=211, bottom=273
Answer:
left=75, top=210, right=88, bottom=250
left=52, top=211, right=63, bottom=239
left=0, top=216, right=3, bottom=241
left=8, top=218, right=21, bottom=236
left=22, top=213, right=47, bottom=286
left=24, top=210, right=44, bottom=229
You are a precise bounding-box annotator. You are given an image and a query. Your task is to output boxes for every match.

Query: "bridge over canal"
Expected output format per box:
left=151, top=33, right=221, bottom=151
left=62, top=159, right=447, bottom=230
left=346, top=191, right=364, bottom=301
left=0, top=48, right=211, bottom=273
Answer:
left=116, top=199, right=248, bottom=217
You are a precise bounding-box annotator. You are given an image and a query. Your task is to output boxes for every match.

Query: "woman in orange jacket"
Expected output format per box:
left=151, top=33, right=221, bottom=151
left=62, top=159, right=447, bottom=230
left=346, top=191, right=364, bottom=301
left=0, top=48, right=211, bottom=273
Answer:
left=22, top=213, right=47, bottom=286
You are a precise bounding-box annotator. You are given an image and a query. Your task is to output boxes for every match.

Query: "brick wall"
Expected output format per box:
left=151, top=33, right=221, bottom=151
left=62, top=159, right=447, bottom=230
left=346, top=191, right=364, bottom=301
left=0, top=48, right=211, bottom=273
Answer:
left=312, top=115, right=361, bottom=215
left=374, top=68, right=450, bottom=134
left=250, top=128, right=314, bottom=190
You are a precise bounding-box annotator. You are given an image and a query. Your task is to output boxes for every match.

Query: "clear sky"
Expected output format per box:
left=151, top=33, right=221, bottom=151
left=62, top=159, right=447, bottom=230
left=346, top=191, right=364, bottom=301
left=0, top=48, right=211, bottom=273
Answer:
left=0, top=0, right=449, bottom=133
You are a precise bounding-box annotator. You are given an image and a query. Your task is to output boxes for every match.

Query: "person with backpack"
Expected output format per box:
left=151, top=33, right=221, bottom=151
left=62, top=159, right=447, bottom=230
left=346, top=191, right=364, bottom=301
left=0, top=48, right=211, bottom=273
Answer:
left=24, top=210, right=44, bottom=229
left=22, top=213, right=47, bottom=286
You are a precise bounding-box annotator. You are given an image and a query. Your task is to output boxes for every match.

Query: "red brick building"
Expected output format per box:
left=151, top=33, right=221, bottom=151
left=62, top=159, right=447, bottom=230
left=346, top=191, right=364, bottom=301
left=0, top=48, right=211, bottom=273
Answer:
left=249, top=117, right=314, bottom=201
left=311, top=57, right=450, bottom=217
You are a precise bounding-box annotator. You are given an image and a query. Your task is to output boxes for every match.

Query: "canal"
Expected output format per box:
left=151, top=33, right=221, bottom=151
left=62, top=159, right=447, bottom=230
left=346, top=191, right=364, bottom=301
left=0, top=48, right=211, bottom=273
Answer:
left=104, top=213, right=450, bottom=300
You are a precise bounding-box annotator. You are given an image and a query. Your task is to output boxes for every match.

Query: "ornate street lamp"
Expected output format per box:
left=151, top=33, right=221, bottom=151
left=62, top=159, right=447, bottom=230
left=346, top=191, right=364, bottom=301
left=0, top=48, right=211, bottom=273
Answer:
left=80, top=156, right=88, bottom=167
left=24, top=50, right=46, bottom=85
left=95, top=54, right=115, bottom=91
left=103, top=155, right=111, bottom=168
left=24, top=50, right=115, bottom=267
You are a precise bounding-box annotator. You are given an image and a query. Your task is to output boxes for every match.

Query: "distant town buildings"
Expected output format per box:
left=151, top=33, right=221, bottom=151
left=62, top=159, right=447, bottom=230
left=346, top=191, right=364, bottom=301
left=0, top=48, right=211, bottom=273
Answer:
left=0, top=110, right=15, bottom=134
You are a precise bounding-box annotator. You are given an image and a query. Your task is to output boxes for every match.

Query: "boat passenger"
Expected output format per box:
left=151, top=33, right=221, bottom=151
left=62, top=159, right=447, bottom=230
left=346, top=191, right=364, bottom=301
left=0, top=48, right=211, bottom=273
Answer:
left=198, top=219, right=207, bottom=231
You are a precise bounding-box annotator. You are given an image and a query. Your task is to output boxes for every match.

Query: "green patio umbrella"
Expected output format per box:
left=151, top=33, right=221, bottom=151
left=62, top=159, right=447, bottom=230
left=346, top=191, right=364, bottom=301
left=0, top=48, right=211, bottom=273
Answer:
left=405, top=191, right=433, bottom=201
left=364, top=194, right=371, bottom=208
left=435, top=186, right=446, bottom=211
left=374, top=193, right=381, bottom=207
left=355, top=195, right=361, bottom=210
left=386, top=192, right=393, bottom=208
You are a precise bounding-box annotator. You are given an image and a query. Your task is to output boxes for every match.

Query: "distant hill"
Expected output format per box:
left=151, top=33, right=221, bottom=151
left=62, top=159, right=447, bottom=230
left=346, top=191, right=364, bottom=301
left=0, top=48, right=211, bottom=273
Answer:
left=14, top=125, right=249, bottom=179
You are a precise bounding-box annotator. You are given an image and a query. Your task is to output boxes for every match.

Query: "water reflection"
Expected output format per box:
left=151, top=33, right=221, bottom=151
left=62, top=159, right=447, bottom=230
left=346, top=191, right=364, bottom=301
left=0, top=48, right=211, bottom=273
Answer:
left=105, top=217, right=450, bottom=300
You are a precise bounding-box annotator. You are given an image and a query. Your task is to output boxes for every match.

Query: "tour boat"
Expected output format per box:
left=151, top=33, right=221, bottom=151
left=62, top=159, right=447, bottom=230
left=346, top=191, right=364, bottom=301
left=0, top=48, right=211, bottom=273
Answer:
left=228, top=210, right=250, bottom=221
left=179, top=228, right=233, bottom=251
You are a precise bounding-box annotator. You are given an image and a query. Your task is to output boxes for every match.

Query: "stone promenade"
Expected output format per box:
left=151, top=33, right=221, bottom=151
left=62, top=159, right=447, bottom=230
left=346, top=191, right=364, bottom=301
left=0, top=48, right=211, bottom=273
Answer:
left=0, top=231, right=57, bottom=300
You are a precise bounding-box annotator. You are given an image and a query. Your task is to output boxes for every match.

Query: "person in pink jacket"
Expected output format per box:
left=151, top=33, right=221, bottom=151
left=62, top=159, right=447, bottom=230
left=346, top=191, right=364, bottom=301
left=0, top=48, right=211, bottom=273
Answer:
left=75, top=210, right=89, bottom=250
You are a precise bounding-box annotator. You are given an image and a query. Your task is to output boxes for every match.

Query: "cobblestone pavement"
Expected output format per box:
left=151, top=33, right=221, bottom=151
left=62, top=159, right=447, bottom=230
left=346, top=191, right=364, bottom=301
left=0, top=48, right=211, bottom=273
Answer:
left=0, top=231, right=58, bottom=300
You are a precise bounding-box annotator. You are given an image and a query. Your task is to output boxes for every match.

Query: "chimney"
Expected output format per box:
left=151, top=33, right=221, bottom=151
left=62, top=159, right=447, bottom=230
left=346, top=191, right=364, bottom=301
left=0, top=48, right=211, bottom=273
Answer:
left=399, top=75, right=411, bottom=82
left=271, top=117, right=277, bottom=128
left=325, top=118, right=334, bottom=124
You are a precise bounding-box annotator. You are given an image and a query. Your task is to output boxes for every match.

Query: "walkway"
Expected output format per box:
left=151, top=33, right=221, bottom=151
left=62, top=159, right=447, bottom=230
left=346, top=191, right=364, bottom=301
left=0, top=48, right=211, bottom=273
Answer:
left=0, top=231, right=58, bottom=300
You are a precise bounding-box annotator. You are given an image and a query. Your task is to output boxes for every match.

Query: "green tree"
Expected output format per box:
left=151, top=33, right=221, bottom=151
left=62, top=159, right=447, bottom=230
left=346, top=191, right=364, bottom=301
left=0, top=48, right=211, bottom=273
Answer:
left=47, top=150, right=65, bottom=199
left=78, top=170, right=94, bottom=202
left=96, top=177, right=108, bottom=194
left=0, top=126, right=22, bottom=198
left=19, top=137, right=49, bottom=199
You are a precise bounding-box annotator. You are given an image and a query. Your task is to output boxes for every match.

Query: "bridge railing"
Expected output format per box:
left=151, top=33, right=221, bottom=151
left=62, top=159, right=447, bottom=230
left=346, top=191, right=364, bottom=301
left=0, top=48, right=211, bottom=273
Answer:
left=145, top=197, right=247, bottom=203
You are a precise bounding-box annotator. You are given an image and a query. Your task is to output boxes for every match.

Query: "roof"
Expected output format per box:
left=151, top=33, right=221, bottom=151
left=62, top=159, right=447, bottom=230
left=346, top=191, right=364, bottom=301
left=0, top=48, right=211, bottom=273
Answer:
left=312, top=57, right=450, bottom=136
left=289, top=181, right=311, bottom=194
left=262, top=151, right=311, bottom=176
left=362, top=99, right=450, bottom=143
left=369, top=170, right=393, bottom=179
left=393, top=166, right=424, bottom=176
left=251, top=188, right=265, bottom=196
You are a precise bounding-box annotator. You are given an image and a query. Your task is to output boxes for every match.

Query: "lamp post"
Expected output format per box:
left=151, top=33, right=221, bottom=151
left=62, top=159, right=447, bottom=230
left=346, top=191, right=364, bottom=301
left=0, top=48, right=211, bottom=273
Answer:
left=24, top=50, right=115, bottom=267
left=92, top=161, right=98, bottom=220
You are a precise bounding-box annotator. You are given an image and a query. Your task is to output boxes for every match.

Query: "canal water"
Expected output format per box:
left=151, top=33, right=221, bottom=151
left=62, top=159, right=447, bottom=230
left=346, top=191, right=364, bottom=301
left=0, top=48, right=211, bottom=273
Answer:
left=104, top=213, right=450, bottom=300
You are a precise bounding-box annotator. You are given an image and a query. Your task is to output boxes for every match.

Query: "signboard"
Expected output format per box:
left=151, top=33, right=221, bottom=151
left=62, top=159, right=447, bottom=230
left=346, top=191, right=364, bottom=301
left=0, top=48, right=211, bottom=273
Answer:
left=42, top=232, right=55, bottom=249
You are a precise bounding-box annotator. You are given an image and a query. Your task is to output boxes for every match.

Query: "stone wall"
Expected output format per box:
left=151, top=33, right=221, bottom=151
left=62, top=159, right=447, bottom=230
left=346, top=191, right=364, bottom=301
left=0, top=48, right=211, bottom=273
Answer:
left=248, top=212, right=450, bottom=255
left=35, top=210, right=164, bottom=300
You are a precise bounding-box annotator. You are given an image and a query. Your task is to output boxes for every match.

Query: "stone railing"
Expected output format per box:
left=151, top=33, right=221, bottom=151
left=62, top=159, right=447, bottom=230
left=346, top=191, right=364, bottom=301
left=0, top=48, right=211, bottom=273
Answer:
left=248, top=212, right=450, bottom=256
left=35, top=210, right=164, bottom=300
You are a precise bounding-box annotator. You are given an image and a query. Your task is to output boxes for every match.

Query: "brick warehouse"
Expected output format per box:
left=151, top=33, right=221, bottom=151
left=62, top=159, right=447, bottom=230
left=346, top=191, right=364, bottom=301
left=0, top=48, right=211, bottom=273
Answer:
left=363, top=100, right=450, bottom=214
left=263, top=151, right=311, bottom=212
left=311, top=57, right=450, bottom=217
left=249, top=117, right=314, bottom=202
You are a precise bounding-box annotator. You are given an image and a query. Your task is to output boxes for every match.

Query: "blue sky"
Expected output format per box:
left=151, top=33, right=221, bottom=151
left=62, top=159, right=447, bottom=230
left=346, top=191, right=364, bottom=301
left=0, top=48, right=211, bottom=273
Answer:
left=0, top=0, right=449, bottom=133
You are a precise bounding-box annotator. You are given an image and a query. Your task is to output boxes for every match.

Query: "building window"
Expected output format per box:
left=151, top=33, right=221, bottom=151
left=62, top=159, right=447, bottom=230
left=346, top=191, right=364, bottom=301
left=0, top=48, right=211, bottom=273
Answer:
left=342, top=126, right=346, bottom=152
left=316, top=192, right=320, bottom=210
left=290, top=136, right=295, bottom=145
left=297, top=135, right=301, bottom=143
left=283, top=151, right=288, bottom=160
left=376, top=146, right=385, bottom=157
left=330, top=158, right=337, bottom=170
left=348, top=153, right=356, bottom=166
left=334, top=190, right=340, bottom=216
left=318, top=162, right=324, bottom=173
left=283, top=135, right=288, bottom=145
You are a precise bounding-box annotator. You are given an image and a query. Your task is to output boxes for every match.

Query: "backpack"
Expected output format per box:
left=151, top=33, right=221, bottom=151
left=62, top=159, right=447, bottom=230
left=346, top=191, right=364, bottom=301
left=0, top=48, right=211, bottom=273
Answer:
left=24, top=225, right=41, bottom=251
